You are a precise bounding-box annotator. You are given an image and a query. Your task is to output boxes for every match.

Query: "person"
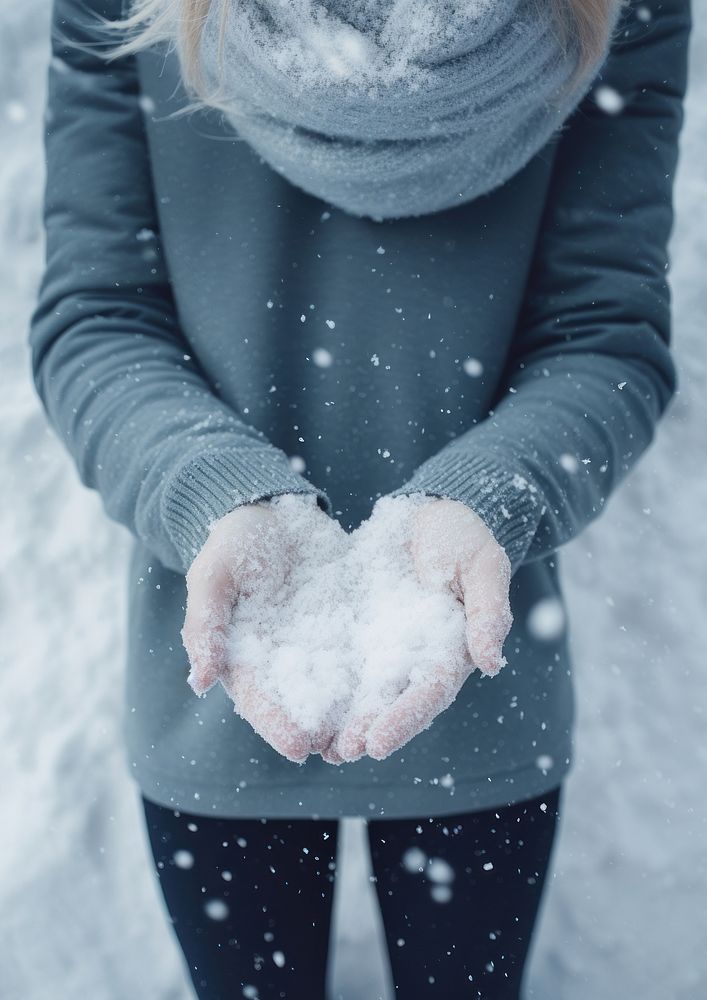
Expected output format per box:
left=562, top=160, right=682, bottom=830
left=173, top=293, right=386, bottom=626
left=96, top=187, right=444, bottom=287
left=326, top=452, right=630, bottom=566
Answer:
left=28, top=0, right=690, bottom=996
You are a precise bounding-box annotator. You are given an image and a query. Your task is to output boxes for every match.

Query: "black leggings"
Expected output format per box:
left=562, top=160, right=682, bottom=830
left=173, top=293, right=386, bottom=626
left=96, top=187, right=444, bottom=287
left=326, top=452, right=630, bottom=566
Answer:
left=141, top=784, right=562, bottom=1000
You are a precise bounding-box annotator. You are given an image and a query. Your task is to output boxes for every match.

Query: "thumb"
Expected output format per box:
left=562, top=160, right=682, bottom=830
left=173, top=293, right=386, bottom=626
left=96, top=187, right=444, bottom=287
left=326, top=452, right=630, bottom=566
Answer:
left=458, top=543, right=513, bottom=677
left=181, top=560, right=238, bottom=696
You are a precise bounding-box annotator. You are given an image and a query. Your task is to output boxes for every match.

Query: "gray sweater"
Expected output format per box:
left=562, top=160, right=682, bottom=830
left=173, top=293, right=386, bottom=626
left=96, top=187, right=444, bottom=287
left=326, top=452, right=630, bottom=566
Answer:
left=28, top=0, right=689, bottom=818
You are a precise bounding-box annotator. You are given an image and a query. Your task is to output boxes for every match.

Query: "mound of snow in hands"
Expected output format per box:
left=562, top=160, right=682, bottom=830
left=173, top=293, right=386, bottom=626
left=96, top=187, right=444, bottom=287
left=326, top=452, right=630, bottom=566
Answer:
left=214, top=493, right=483, bottom=759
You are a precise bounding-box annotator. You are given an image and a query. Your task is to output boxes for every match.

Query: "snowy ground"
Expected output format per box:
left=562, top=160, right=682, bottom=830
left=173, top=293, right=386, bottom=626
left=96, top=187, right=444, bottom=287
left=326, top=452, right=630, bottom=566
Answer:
left=1, top=2, right=705, bottom=997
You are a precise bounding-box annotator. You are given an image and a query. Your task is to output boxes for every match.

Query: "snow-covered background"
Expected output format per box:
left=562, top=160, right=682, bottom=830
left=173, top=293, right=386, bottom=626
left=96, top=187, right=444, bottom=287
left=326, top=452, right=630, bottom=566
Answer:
left=1, top=1, right=705, bottom=997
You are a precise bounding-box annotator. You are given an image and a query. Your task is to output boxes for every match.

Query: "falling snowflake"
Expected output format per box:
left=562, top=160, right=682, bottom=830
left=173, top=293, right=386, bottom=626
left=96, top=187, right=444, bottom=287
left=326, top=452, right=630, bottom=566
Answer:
left=594, top=84, right=625, bottom=115
left=527, top=597, right=566, bottom=641
left=172, top=849, right=194, bottom=869
left=402, top=846, right=427, bottom=873
left=427, top=857, right=455, bottom=884
left=204, top=899, right=229, bottom=920
left=462, top=357, right=483, bottom=377
left=559, top=453, right=579, bottom=474
left=312, top=347, right=333, bottom=367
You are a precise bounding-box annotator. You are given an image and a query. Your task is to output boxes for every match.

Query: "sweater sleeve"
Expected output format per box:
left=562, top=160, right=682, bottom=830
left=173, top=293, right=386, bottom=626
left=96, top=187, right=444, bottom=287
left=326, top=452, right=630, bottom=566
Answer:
left=388, top=0, right=690, bottom=576
left=28, top=0, right=333, bottom=577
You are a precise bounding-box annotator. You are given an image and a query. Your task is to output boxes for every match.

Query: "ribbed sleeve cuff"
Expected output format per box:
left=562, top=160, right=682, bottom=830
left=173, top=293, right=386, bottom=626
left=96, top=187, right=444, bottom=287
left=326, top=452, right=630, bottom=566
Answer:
left=387, top=450, right=546, bottom=576
left=162, top=445, right=333, bottom=573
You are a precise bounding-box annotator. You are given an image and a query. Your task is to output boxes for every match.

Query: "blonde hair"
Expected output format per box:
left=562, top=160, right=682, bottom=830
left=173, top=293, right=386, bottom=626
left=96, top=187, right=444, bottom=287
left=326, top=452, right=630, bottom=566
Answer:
left=97, top=0, right=624, bottom=109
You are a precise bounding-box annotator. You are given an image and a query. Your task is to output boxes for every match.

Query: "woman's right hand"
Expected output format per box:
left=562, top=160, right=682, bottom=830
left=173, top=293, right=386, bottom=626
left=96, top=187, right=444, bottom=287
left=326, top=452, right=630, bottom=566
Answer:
left=181, top=495, right=318, bottom=764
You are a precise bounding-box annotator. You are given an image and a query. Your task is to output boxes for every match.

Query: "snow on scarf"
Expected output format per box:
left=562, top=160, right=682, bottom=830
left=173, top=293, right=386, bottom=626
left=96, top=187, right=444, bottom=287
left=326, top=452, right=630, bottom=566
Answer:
left=197, top=0, right=624, bottom=220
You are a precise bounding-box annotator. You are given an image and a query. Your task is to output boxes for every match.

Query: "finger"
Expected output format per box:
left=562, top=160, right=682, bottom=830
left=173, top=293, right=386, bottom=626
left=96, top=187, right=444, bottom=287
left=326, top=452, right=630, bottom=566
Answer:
left=229, top=670, right=312, bottom=764
left=334, top=709, right=380, bottom=763
left=311, top=690, right=353, bottom=759
left=320, top=744, right=345, bottom=765
left=366, top=676, right=458, bottom=761
left=310, top=682, right=356, bottom=754
left=310, top=719, right=338, bottom=756
left=334, top=673, right=410, bottom=762
left=459, top=544, right=513, bottom=676
left=318, top=728, right=346, bottom=765
left=182, top=561, right=238, bottom=695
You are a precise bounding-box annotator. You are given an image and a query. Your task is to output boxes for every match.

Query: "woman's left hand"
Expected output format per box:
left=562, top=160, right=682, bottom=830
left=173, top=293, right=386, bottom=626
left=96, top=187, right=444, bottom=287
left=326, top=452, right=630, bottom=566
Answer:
left=324, top=497, right=514, bottom=764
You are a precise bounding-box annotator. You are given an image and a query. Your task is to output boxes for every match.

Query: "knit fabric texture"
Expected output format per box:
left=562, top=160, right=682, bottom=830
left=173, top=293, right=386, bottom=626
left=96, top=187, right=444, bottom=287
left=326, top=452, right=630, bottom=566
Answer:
left=194, top=0, right=623, bottom=219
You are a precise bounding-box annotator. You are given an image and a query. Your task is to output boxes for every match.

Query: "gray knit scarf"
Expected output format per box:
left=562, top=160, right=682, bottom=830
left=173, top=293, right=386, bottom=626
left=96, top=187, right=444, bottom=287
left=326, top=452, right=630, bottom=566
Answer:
left=197, top=0, right=623, bottom=220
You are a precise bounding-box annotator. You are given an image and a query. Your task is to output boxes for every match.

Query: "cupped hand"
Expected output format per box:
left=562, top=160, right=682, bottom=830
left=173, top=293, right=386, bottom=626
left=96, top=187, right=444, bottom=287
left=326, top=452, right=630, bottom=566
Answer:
left=326, top=496, right=513, bottom=764
left=181, top=494, right=333, bottom=764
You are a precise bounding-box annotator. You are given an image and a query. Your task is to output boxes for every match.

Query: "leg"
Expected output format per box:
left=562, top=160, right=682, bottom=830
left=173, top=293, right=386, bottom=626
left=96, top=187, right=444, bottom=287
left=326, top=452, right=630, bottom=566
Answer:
left=140, top=794, right=339, bottom=1000
left=366, top=785, right=563, bottom=1000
